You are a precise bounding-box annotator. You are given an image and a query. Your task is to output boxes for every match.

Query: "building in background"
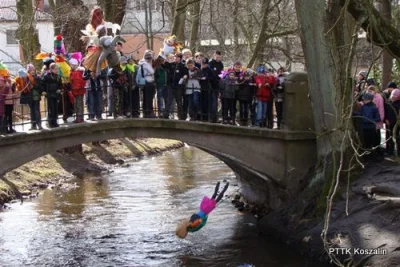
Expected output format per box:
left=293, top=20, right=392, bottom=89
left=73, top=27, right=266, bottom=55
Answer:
left=120, top=0, right=171, bottom=60
left=0, top=0, right=53, bottom=75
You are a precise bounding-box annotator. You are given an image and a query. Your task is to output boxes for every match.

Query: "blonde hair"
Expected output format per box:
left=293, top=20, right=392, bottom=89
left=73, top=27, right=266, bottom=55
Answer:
left=182, top=49, right=192, bottom=56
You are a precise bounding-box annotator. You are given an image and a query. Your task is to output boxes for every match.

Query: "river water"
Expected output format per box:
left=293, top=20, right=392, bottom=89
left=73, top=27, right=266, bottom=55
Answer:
left=0, top=146, right=322, bottom=267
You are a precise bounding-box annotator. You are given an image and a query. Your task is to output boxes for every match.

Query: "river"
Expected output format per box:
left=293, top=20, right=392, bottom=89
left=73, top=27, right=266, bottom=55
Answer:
left=0, top=146, right=323, bottom=267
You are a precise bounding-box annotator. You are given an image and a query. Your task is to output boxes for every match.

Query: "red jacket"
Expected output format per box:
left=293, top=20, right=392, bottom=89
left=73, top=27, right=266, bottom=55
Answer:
left=255, top=75, right=276, bottom=101
left=70, top=67, right=86, bottom=96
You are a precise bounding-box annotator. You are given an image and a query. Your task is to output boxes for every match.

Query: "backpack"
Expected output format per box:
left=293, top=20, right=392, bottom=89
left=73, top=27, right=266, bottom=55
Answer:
left=135, top=65, right=147, bottom=88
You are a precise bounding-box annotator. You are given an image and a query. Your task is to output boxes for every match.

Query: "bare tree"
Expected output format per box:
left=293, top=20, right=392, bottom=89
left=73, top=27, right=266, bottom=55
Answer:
left=16, top=0, right=41, bottom=66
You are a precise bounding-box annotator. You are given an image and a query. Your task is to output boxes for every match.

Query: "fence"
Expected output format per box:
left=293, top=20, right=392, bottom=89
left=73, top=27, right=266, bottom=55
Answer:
left=2, top=84, right=278, bottom=132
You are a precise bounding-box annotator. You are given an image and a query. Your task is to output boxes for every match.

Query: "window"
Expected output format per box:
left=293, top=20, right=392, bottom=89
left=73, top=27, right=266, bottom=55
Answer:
left=6, top=30, right=18, bottom=45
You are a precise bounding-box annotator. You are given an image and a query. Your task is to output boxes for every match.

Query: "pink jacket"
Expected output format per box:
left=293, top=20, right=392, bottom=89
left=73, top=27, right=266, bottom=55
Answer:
left=5, top=87, right=16, bottom=105
left=373, top=93, right=384, bottom=129
left=0, top=86, right=10, bottom=116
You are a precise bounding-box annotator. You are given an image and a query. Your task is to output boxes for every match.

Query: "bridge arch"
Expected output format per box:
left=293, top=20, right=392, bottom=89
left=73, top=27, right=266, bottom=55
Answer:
left=0, top=119, right=316, bottom=209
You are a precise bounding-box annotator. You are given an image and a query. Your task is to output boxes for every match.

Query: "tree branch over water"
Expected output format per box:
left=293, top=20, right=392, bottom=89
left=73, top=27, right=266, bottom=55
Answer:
left=341, top=0, right=400, bottom=59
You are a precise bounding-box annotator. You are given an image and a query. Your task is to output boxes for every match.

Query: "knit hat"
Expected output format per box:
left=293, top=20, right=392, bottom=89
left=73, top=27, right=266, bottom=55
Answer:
left=144, top=51, right=153, bottom=60
left=390, top=89, right=400, bottom=100
left=119, top=56, right=128, bottom=64
left=366, top=78, right=375, bottom=86
left=256, top=65, right=265, bottom=73
left=387, top=81, right=397, bottom=89
left=363, top=93, right=374, bottom=101
left=43, top=58, right=55, bottom=68
left=358, top=71, right=367, bottom=78
left=68, top=58, right=79, bottom=66
left=18, top=69, right=28, bottom=78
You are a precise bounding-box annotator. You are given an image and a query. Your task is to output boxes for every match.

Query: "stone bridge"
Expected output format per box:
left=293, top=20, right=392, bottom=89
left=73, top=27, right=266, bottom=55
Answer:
left=0, top=73, right=316, bottom=209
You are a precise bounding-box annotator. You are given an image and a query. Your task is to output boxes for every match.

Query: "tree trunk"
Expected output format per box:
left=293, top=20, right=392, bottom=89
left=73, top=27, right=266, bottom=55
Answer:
left=233, top=0, right=240, bottom=59
left=171, top=0, right=187, bottom=41
left=247, top=0, right=270, bottom=68
left=377, top=0, right=393, bottom=88
left=48, top=0, right=89, bottom=53
left=189, top=0, right=201, bottom=53
left=149, top=0, right=154, bottom=50
left=16, top=0, right=41, bottom=67
left=294, top=0, right=355, bottom=211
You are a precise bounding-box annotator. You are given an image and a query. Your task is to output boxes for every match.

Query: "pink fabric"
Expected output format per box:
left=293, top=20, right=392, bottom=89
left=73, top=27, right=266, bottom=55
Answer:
left=373, top=93, right=384, bottom=129
left=4, top=86, right=15, bottom=105
left=0, top=86, right=10, bottom=116
left=199, top=196, right=217, bottom=215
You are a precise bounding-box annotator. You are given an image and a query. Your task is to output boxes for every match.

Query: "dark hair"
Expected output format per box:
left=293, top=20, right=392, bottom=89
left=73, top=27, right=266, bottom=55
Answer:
left=117, top=42, right=123, bottom=46
left=186, top=59, right=195, bottom=65
left=215, top=50, right=222, bottom=56
left=175, top=53, right=183, bottom=59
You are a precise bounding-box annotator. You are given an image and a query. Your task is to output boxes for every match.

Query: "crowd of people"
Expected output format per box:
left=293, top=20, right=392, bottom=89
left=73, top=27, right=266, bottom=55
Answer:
left=353, top=71, right=400, bottom=158
left=0, top=49, right=288, bottom=134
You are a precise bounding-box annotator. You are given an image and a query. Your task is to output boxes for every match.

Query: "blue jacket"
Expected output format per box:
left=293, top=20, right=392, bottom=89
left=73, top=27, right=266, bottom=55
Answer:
left=355, top=102, right=381, bottom=129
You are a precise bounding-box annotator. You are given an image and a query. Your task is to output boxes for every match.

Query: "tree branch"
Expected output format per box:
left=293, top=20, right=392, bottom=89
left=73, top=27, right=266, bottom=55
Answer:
left=341, top=0, right=400, bottom=59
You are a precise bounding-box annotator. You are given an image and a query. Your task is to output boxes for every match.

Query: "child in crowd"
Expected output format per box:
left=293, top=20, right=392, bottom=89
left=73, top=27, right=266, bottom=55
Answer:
left=355, top=93, right=381, bottom=159
left=41, top=63, right=63, bottom=128
left=183, top=59, right=202, bottom=121
left=219, top=70, right=238, bottom=125
left=69, top=58, right=86, bottom=123
left=0, top=76, right=10, bottom=134
left=254, top=66, right=273, bottom=127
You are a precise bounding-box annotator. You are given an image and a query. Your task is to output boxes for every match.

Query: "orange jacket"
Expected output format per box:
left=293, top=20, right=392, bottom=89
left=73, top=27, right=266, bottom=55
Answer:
left=15, top=74, right=35, bottom=94
left=70, top=67, right=86, bottom=96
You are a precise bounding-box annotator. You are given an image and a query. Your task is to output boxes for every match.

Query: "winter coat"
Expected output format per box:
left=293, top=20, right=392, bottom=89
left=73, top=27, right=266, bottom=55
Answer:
left=274, top=74, right=285, bottom=102
left=165, top=61, right=188, bottom=88
left=5, top=84, right=16, bottom=105
left=354, top=102, right=381, bottom=129
left=200, top=66, right=218, bottom=92
left=255, top=75, right=274, bottom=102
left=155, top=66, right=168, bottom=87
left=138, top=59, right=155, bottom=84
left=185, top=67, right=202, bottom=95
left=41, top=72, right=62, bottom=98
left=208, top=60, right=224, bottom=78
left=70, top=67, right=86, bottom=96
left=237, top=77, right=255, bottom=102
left=83, top=69, right=102, bottom=92
left=0, top=86, right=10, bottom=116
left=219, top=78, right=238, bottom=99
left=373, top=93, right=385, bottom=129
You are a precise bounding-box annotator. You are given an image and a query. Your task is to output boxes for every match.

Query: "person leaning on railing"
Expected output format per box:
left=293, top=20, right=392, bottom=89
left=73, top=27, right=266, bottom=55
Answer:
left=27, top=64, right=43, bottom=130
left=41, top=63, right=63, bottom=128
left=0, top=76, right=10, bottom=134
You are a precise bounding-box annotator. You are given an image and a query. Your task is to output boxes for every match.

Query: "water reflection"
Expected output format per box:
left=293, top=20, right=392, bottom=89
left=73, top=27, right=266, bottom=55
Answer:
left=0, top=147, right=322, bottom=267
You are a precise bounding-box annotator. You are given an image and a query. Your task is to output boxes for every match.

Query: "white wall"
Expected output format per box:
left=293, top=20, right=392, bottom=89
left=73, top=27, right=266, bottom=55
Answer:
left=0, top=21, right=54, bottom=75
left=0, top=21, right=21, bottom=74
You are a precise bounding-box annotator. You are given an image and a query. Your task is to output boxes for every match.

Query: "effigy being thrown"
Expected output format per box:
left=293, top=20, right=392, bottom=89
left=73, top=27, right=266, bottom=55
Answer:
left=176, top=181, right=229, bottom=239
left=80, top=6, right=126, bottom=77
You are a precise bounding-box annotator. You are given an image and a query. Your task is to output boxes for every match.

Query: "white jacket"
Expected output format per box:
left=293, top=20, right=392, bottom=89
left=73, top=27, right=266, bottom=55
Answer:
left=138, top=59, right=155, bottom=83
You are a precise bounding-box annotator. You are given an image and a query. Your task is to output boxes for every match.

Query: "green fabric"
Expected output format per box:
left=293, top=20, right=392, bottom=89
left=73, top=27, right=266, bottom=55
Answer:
left=187, top=215, right=208, bottom=232
left=155, top=67, right=167, bottom=87
left=127, top=63, right=137, bottom=73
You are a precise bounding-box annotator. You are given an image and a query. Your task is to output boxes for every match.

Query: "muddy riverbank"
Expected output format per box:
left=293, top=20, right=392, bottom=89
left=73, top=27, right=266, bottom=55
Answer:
left=257, top=159, right=400, bottom=267
left=0, top=138, right=184, bottom=206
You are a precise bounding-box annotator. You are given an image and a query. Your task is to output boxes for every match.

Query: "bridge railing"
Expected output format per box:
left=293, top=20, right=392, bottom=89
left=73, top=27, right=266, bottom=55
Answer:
left=1, top=84, right=278, bottom=132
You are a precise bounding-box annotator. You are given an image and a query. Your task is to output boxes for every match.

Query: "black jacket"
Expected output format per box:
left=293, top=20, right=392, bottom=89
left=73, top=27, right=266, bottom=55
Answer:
left=209, top=60, right=224, bottom=78
left=41, top=72, right=62, bottom=98
left=165, top=61, right=188, bottom=87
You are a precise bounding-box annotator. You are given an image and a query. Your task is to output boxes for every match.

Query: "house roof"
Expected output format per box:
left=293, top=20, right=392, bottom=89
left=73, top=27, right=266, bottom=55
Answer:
left=0, top=0, right=52, bottom=22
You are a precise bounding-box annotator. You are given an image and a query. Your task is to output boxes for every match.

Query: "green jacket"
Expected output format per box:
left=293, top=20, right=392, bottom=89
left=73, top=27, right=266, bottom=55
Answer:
left=155, top=66, right=168, bottom=87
